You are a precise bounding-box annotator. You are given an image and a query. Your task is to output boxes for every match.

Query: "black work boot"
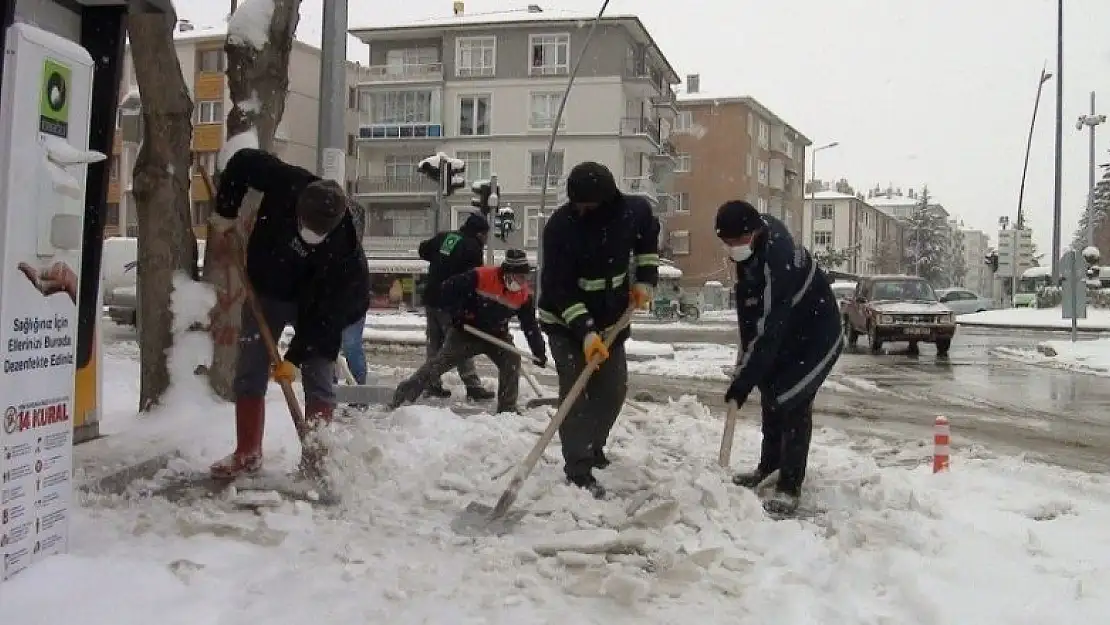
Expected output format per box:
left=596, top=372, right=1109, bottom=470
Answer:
left=566, top=472, right=606, bottom=499
left=423, top=385, right=452, bottom=399
left=763, top=484, right=801, bottom=516
left=466, top=386, right=495, bottom=401
left=592, top=447, right=611, bottom=469
left=732, top=468, right=775, bottom=489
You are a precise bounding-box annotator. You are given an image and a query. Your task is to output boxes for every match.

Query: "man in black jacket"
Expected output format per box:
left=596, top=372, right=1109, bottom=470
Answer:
left=538, top=162, right=660, bottom=498
left=390, top=249, right=546, bottom=414
left=417, top=213, right=494, bottom=401
left=207, top=148, right=371, bottom=479
left=715, top=200, right=843, bottom=515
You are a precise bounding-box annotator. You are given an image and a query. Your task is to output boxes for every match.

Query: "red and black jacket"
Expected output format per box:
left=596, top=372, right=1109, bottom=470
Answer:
left=440, top=266, right=546, bottom=359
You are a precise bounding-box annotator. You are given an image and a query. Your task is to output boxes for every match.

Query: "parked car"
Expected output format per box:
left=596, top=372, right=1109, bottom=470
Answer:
left=104, top=237, right=205, bottom=328
left=843, top=275, right=956, bottom=356
left=935, top=288, right=994, bottom=315
left=830, top=281, right=857, bottom=315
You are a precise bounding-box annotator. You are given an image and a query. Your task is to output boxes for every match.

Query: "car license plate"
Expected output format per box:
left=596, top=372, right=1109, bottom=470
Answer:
left=905, top=327, right=930, bottom=336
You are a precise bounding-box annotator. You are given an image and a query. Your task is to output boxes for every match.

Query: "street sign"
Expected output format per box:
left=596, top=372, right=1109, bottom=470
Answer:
left=1061, top=250, right=1087, bottom=341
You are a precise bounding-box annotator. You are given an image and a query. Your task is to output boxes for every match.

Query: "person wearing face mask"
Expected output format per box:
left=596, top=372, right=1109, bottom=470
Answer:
left=206, top=147, right=371, bottom=479
left=715, top=200, right=842, bottom=515
left=538, top=161, right=660, bottom=499
left=388, top=249, right=546, bottom=414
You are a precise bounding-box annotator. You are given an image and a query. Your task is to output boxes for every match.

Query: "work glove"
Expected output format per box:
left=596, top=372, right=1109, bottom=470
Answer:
left=271, top=359, right=297, bottom=384
left=724, top=379, right=748, bottom=406
left=631, top=283, right=652, bottom=310
left=532, top=352, right=547, bottom=369
left=582, top=332, right=609, bottom=365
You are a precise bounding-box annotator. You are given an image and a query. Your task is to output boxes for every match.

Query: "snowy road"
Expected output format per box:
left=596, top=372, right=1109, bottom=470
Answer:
left=365, top=325, right=1110, bottom=474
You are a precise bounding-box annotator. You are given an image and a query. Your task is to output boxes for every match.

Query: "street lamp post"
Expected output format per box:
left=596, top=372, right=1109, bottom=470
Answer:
left=1051, top=0, right=1064, bottom=281
left=1076, top=92, right=1105, bottom=248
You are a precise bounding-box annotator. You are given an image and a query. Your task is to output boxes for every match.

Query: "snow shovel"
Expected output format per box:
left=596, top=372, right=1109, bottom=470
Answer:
left=333, top=354, right=394, bottom=406
left=459, top=324, right=558, bottom=408
left=452, top=307, right=636, bottom=535
left=717, top=400, right=740, bottom=468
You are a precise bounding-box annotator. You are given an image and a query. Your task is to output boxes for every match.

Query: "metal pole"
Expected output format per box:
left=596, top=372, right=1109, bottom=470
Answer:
left=1051, top=0, right=1064, bottom=282
left=1017, top=67, right=1052, bottom=230
left=316, top=0, right=347, bottom=183
left=534, top=0, right=611, bottom=303
left=1010, top=229, right=1017, bottom=307
left=486, top=173, right=497, bottom=265
left=433, top=155, right=446, bottom=233
left=1077, top=92, right=1104, bottom=248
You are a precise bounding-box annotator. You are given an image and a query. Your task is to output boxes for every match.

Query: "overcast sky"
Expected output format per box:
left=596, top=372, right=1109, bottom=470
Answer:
left=178, top=0, right=1110, bottom=254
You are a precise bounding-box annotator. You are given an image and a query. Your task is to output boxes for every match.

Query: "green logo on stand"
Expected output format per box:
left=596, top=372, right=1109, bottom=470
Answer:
left=39, top=58, right=71, bottom=138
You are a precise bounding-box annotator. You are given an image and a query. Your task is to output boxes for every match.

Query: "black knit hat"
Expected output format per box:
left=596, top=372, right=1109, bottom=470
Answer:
left=500, top=248, right=531, bottom=274
left=460, top=213, right=490, bottom=235
left=566, top=161, right=619, bottom=205
left=296, top=179, right=347, bottom=236
left=715, top=200, right=764, bottom=238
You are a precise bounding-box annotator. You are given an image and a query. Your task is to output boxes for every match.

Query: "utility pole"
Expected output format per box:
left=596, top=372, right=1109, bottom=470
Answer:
left=316, top=0, right=347, bottom=184
left=1051, top=0, right=1064, bottom=281
left=1077, top=92, right=1105, bottom=248
left=486, top=173, right=498, bottom=265
left=433, top=154, right=446, bottom=233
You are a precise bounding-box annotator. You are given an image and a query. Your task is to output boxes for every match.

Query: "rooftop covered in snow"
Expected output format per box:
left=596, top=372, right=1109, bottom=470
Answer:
left=676, top=88, right=811, bottom=147
left=348, top=8, right=680, bottom=83
left=805, top=191, right=860, bottom=201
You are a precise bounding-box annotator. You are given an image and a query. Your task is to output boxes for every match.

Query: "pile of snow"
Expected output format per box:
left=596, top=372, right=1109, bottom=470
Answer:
left=226, top=0, right=274, bottom=50
left=418, top=151, right=465, bottom=170
left=17, top=347, right=1110, bottom=622
left=997, top=337, right=1110, bottom=376
left=365, top=311, right=427, bottom=328
left=959, top=307, right=1110, bottom=330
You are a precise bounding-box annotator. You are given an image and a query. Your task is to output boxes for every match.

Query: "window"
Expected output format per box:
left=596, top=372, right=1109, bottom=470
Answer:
left=758, top=121, right=770, bottom=149
left=817, top=203, right=835, bottom=220
left=452, top=207, right=483, bottom=230
left=105, top=203, right=120, bottom=227
left=528, top=92, right=564, bottom=129
left=196, top=100, right=223, bottom=124
left=675, top=154, right=691, bottom=172
left=781, top=137, right=794, bottom=158
left=109, top=155, right=119, bottom=180
left=524, top=206, right=542, bottom=246
left=384, top=155, right=420, bottom=179
left=370, top=90, right=434, bottom=124
left=347, top=87, right=358, bottom=110
left=758, top=197, right=768, bottom=212
left=455, top=37, right=496, bottom=77
left=674, top=192, right=690, bottom=214
left=746, top=154, right=753, bottom=177
left=457, top=150, right=492, bottom=183
left=385, top=47, right=438, bottom=72
left=458, top=95, right=490, bottom=136
left=747, top=112, right=754, bottom=137
left=196, top=49, right=224, bottom=73
left=347, top=134, right=356, bottom=156
left=669, top=230, right=690, bottom=255
left=529, top=33, right=569, bottom=75
left=194, top=151, right=217, bottom=176
left=528, top=150, right=564, bottom=187
left=813, top=230, right=833, bottom=247
left=757, top=159, right=768, bottom=185
left=675, top=111, right=693, bottom=132
left=192, top=200, right=212, bottom=226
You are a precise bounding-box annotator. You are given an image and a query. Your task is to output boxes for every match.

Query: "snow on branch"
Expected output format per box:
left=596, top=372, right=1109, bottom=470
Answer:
left=227, top=0, right=275, bottom=50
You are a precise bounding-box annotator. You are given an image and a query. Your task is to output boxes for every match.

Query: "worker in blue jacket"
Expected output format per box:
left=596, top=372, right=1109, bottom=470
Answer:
left=716, top=200, right=843, bottom=515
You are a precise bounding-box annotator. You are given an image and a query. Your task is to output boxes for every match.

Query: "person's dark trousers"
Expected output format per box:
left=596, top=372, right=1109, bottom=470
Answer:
left=391, top=328, right=520, bottom=412
left=547, top=331, right=628, bottom=479
left=755, top=391, right=815, bottom=497
left=425, top=307, right=484, bottom=392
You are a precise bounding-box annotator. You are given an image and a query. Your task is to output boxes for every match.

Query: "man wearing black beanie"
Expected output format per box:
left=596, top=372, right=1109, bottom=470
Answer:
left=538, top=161, right=660, bottom=498
left=715, top=200, right=842, bottom=515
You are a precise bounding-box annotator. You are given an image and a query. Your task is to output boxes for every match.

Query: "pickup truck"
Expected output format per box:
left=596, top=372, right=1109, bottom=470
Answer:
left=843, top=275, right=956, bottom=356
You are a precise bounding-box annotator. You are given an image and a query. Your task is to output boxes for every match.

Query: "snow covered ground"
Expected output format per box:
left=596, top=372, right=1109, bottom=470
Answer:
left=7, top=283, right=1110, bottom=623
left=996, top=337, right=1110, bottom=376
left=366, top=310, right=733, bottom=330
left=959, top=307, right=1110, bottom=331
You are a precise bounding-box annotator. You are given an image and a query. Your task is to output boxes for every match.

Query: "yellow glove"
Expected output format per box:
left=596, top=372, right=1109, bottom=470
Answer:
left=583, top=332, right=609, bottom=365
left=631, top=283, right=652, bottom=310
left=271, top=360, right=297, bottom=384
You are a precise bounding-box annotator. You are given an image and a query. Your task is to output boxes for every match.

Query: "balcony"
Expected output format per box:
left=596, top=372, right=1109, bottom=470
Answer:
left=358, top=122, right=443, bottom=141
left=651, top=87, right=678, bottom=116
left=359, top=63, right=443, bottom=85
left=526, top=175, right=564, bottom=191
left=621, top=176, right=658, bottom=202
left=619, top=117, right=660, bottom=145
left=649, top=139, right=677, bottom=163
left=355, top=175, right=438, bottom=197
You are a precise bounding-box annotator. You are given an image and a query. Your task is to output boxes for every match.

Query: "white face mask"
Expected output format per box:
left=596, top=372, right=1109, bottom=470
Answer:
left=299, top=228, right=325, bottom=245
left=729, top=244, right=754, bottom=263
left=504, top=277, right=523, bottom=292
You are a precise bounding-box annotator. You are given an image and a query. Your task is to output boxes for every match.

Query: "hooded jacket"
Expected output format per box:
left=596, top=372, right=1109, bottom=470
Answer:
left=418, top=213, right=488, bottom=308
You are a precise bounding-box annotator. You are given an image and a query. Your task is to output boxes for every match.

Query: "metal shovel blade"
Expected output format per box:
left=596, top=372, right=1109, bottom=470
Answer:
left=450, top=500, right=527, bottom=536
left=525, top=396, right=560, bottom=409
left=334, top=384, right=394, bottom=406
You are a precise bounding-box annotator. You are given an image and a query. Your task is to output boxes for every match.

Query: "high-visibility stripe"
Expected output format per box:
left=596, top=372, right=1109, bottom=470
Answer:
left=561, top=303, right=589, bottom=323
left=577, top=272, right=627, bottom=291
left=539, top=309, right=563, bottom=324
left=635, top=253, right=660, bottom=267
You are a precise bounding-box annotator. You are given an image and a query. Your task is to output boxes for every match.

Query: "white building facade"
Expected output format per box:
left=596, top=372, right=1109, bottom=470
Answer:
left=802, top=191, right=888, bottom=275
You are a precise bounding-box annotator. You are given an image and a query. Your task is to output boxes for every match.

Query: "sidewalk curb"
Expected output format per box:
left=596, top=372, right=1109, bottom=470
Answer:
left=958, top=321, right=1110, bottom=334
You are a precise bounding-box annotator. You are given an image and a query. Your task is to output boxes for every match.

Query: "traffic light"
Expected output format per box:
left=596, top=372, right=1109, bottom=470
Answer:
left=984, top=250, right=999, bottom=272
left=494, top=206, right=515, bottom=241
left=470, top=174, right=500, bottom=218
left=418, top=152, right=467, bottom=197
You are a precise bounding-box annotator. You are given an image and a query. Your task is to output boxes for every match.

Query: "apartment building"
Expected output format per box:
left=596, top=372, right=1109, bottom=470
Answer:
left=801, top=190, right=904, bottom=275
left=665, top=76, right=810, bottom=287
left=960, top=228, right=992, bottom=296
left=107, top=20, right=362, bottom=239
left=347, top=5, right=681, bottom=280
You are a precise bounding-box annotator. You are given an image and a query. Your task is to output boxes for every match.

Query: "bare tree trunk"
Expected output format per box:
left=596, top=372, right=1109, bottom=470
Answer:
left=127, top=1, right=198, bottom=411
left=204, top=0, right=303, bottom=399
